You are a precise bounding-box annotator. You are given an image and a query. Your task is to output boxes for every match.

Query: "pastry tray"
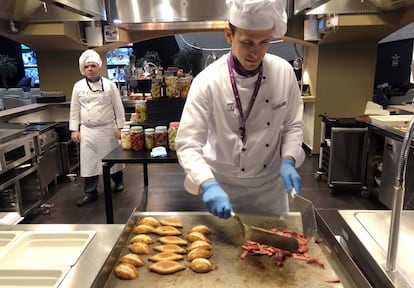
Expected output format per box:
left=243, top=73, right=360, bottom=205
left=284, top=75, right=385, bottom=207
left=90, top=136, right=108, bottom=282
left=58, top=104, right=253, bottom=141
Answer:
left=0, top=231, right=24, bottom=252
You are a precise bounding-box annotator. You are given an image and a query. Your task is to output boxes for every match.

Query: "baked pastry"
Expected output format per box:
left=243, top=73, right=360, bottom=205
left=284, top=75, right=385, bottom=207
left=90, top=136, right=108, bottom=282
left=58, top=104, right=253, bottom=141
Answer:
left=189, top=258, right=214, bottom=273
left=158, top=236, right=188, bottom=246
left=149, top=252, right=184, bottom=262
left=185, top=231, right=210, bottom=242
left=138, top=216, right=161, bottom=227
left=154, top=226, right=182, bottom=236
left=154, top=244, right=187, bottom=254
left=188, top=224, right=211, bottom=235
left=114, top=263, right=138, bottom=280
left=127, top=242, right=150, bottom=254
left=187, top=240, right=213, bottom=252
left=187, top=248, right=212, bottom=262
left=159, top=217, right=183, bottom=228
left=119, top=253, right=145, bottom=267
left=148, top=260, right=186, bottom=275
left=130, top=234, right=155, bottom=244
left=133, top=224, right=155, bottom=234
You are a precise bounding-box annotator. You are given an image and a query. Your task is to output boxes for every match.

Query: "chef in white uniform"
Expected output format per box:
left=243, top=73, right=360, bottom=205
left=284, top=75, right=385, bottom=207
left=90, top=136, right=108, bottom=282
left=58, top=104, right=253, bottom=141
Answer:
left=70, top=49, right=126, bottom=207
left=175, top=0, right=305, bottom=218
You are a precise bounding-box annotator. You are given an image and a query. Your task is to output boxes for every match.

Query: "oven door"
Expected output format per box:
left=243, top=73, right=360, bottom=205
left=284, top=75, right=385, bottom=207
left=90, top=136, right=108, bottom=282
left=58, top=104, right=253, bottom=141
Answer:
left=0, top=134, right=37, bottom=174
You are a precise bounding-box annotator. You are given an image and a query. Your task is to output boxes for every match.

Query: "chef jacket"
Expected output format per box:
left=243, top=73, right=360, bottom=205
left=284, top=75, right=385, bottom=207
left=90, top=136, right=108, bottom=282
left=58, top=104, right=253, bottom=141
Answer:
left=176, top=52, right=304, bottom=213
left=69, top=77, right=125, bottom=177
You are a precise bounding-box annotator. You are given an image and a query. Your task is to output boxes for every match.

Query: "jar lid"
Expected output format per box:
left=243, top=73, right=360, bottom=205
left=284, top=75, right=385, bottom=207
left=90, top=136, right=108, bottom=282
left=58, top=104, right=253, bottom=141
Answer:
left=131, top=126, right=143, bottom=132
left=144, top=128, right=155, bottom=132
left=123, top=125, right=130, bottom=130
left=121, top=128, right=130, bottom=132
left=155, top=126, right=167, bottom=131
left=169, top=122, right=180, bottom=128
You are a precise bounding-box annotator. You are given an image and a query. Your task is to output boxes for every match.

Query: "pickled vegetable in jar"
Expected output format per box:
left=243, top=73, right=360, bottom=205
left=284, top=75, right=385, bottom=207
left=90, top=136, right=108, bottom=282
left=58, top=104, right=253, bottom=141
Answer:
left=154, top=126, right=168, bottom=147
left=168, top=122, right=179, bottom=151
left=130, top=113, right=137, bottom=123
left=130, top=126, right=145, bottom=151
left=121, top=128, right=131, bottom=150
left=151, top=78, right=163, bottom=99
left=177, top=77, right=191, bottom=98
left=135, top=100, right=147, bottom=123
left=144, top=128, right=155, bottom=150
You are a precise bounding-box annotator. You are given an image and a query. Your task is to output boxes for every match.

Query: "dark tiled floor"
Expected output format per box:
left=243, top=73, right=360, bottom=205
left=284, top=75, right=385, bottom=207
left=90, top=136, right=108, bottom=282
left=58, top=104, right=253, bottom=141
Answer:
left=21, top=154, right=387, bottom=227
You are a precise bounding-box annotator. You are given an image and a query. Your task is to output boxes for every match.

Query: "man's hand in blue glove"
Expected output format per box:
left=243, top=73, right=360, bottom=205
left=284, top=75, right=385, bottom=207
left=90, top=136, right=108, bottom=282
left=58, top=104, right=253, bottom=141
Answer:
left=280, top=158, right=301, bottom=194
left=201, top=180, right=232, bottom=219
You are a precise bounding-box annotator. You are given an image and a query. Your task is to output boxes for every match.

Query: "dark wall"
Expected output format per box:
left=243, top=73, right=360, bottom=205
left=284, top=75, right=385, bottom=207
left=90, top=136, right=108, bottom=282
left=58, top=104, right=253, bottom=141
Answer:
left=0, top=36, right=24, bottom=87
left=133, top=36, right=180, bottom=69
left=374, top=38, right=413, bottom=91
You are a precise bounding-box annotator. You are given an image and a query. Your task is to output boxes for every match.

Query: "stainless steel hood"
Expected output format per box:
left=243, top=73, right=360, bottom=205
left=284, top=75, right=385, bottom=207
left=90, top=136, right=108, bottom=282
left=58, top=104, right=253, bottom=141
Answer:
left=0, top=0, right=106, bottom=23
left=301, top=0, right=414, bottom=15
left=106, top=0, right=229, bottom=31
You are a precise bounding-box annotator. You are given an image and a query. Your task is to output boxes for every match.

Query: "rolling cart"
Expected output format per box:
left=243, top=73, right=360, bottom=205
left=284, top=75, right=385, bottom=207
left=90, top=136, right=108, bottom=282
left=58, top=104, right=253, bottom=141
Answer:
left=314, top=113, right=369, bottom=197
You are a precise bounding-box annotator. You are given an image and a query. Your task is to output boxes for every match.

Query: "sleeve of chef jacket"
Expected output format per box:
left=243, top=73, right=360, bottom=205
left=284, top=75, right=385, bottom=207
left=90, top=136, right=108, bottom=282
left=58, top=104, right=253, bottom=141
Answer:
left=280, top=66, right=305, bottom=167
left=175, top=75, right=216, bottom=190
left=69, top=81, right=81, bottom=131
left=107, top=79, right=126, bottom=128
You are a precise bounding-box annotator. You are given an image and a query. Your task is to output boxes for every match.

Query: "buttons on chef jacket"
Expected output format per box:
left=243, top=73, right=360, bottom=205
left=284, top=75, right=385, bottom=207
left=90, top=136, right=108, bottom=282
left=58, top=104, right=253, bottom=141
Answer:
left=265, top=144, right=269, bottom=147
left=265, top=99, right=269, bottom=103
left=241, top=168, right=245, bottom=172
left=266, top=122, right=270, bottom=126
left=263, top=164, right=267, bottom=168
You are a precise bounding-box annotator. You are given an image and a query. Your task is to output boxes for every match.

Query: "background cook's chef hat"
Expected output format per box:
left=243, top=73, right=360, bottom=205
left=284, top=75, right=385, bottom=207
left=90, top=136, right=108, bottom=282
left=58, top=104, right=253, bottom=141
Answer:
left=226, top=0, right=287, bottom=38
left=78, top=49, right=102, bottom=75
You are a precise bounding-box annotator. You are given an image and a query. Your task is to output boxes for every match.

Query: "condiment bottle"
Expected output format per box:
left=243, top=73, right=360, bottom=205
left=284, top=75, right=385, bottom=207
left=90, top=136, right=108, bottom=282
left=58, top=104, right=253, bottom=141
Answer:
left=121, top=128, right=131, bottom=150
left=168, top=122, right=179, bottom=151
left=144, top=128, right=155, bottom=150
left=130, top=126, right=145, bottom=151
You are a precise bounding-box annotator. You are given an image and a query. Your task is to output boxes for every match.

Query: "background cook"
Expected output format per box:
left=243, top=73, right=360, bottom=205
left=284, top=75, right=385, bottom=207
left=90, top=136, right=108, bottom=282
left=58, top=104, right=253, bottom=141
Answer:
left=70, top=49, right=126, bottom=207
left=175, top=0, right=305, bottom=219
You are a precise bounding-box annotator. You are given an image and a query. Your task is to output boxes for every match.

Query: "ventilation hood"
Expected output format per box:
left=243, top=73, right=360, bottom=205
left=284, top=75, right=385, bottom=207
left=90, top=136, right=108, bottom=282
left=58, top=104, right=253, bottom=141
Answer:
left=0, top=0, right=106, bottom=23
left=106, top=0, right=229, bottom=31
left=305, top=0, right=414, bottom=15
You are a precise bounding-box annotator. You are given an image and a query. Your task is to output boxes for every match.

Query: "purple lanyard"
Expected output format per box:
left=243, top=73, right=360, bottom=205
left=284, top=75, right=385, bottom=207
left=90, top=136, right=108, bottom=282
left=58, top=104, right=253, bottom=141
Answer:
left=227, top=53, right=263, bottom=142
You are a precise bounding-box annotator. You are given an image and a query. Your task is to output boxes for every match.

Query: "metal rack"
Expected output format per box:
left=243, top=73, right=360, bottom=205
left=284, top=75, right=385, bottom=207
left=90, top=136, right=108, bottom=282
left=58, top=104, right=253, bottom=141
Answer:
left=314, top=113, right=369, bottom=196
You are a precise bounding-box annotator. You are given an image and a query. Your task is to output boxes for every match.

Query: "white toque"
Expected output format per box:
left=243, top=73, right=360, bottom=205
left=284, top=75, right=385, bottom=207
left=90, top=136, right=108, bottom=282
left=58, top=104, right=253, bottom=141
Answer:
left=226, top=0, right=287, bottom=38
left=78, top=49, right=102, bottom=75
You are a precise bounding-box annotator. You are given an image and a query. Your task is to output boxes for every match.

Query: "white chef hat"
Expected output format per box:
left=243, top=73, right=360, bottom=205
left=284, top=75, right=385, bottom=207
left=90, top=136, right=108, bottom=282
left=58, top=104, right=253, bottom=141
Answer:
left=226, top=0, right=287, bottom=38
left=78, top=49, right=102, bottom=75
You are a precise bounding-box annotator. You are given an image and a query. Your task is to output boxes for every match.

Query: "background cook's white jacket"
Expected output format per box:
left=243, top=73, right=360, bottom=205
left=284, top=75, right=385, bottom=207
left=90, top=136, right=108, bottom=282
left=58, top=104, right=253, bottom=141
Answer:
left=69, top=77, right=125, bottom=176
left=176, top=53, right=304, bottom=213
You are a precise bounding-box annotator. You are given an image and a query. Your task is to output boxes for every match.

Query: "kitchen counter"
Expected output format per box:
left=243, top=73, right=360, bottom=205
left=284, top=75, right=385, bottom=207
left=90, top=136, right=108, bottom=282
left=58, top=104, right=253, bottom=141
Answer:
left=0, top=223, right=128, bottom=288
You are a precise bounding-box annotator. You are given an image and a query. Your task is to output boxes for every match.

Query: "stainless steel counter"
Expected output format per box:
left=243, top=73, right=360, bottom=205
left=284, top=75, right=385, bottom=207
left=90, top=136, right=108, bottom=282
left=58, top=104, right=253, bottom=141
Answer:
left=102, top=211, right=366, bottom=288
left=0, top=223, right=127, bottom=288
left=338, top=210, right=414, bottom=288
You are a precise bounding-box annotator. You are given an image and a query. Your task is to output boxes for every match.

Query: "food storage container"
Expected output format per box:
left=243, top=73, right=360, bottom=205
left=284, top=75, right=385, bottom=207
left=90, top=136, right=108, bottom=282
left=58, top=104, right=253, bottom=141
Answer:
left=168, top=122, right=179, bottom=151
left=135, top=100, right=147, bottom=123
left=154, top=126, right=168, bottom=147
left=144, top=128, right=155, bottom=150
left=130, top=126, right=145, bottom=151
left=121, top=128, right=131, bottom=150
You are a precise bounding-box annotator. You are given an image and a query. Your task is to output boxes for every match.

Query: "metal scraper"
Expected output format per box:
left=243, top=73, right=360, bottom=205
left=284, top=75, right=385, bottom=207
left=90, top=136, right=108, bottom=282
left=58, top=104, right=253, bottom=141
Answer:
left=289, top=188, right=317, bottom=238
left=231, top=212, right=299, bottom=252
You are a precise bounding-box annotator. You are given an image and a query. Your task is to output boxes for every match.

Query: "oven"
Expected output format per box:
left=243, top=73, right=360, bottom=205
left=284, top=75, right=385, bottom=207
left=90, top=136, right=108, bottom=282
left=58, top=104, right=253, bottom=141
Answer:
left=25, top=123, right=61, bottom=196
left=0, top=131, right=42, bottom=217
left=54, top=122, right=80, bottom=177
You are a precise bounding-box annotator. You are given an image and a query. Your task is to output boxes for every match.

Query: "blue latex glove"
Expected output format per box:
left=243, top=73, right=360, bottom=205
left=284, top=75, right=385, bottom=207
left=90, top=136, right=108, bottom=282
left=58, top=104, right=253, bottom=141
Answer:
left=201, top=180, right=232, bottom=219
left=280, top=158, right=301, bottom=194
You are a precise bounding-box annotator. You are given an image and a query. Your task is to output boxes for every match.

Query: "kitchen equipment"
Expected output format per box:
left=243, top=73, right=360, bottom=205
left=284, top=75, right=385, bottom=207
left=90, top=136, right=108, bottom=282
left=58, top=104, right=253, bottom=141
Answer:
left=231, top=211, right=299, bottom=252
left=289, top=188, right=317, bottom=238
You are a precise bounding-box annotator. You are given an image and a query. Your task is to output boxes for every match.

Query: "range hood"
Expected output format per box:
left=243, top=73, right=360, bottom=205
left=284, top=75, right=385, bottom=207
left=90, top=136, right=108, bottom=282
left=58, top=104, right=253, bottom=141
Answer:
left=0, top=0, right=106, bottom=23
left=304, top=0, right=414, bottom=14
left=106, top=0, right=229, bottom=31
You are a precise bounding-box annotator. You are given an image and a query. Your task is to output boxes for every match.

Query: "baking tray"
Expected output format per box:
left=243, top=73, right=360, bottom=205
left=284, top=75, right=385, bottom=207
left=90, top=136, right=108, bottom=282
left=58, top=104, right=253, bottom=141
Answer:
left=104, top=212, right=343, bottom=288
left=0, top=267, right=69, bottom=288
left=0, top=231, right=96, bottom=267
left=0, top=231, right=23, bottom=252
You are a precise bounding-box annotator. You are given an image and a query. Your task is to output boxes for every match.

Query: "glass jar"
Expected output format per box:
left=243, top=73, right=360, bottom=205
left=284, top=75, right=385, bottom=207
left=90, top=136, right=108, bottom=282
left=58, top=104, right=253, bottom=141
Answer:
left=154, top=126, right=168, bottom=147
left=177, top=77, right=191, bottom=98
left=151, top=78, right=163, bottom=99
left=135, top=100, right=147, bottom=123
left=144, top=128, right=155, bottom=150
left=130, top=126, right=145, bottom=151
left=120, top=128, right=131, bottom=150
left=165, top=75, right=179, bottom=98
left=168, top=122, right=179, bottom=151
left=130, top=113, right=137, bottom=123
